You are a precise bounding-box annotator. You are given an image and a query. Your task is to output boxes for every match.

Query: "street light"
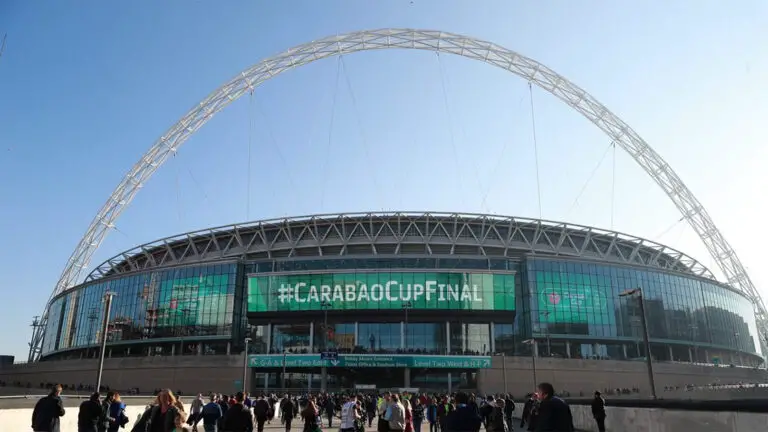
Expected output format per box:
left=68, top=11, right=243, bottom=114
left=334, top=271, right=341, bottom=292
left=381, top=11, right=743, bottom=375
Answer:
left=402, top=301, right=413, bottom=350
left=282, top=349, right=288, bottom=393
left=96, top=292, right=116, bottom=392
left=619, top=288, right=657, bottom=399
left=320, top=301, right=332, bottom=351
left=523, top=338, right=537, bottom=391
left=243, top=337, right=252, bottom=393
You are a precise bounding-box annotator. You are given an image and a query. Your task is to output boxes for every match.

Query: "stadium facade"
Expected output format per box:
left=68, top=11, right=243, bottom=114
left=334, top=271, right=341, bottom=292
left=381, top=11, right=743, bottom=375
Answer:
left=38, top=212, right=763, bottom=392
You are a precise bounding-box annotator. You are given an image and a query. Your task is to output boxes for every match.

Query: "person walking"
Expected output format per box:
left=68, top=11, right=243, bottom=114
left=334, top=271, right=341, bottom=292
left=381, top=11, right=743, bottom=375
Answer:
left=32, top=384, right=66, bottom=432
left=77, top=392, right=102, bottom=432
left=253, top=395, right=271, bottom=432
left=201, top=394, right=223, bottom=432
left=189, top=393, right=205, bottom=431
left=533, top=383, right=573, bottom=432
left=222, top=392, right=254, bottom=432
left=591, top=391, right=606, bottom=432
left=387, top=394, right=406, bottom=432
left=442, top=392, right=481, bottom=432
left=323, top=396, right=336, bottom=428
left=485, top=398, right=508, bottom=432
left=280, top=394, right=298, bottom=432
left=300, top=399, right=321, bottom=432
left=410, top=398, right=425, bottom=432
left=339, top=394, right=361, bottom=432
left=425, top=398, right=438, bottom=432
left=106, top=392, right=129, bottom=432
left=503, top=394, right=515, bottom=430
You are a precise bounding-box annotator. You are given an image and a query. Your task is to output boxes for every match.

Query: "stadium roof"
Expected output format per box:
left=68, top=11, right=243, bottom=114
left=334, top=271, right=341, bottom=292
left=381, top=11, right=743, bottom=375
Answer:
left=85, top=212, right=716, bottom=282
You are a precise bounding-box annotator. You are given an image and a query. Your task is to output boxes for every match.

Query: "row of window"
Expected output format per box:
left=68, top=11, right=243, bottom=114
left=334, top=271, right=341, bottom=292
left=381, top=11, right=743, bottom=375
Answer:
left=41, top=257, right=761, bottom=357
left=524, top=259, right=761, bottom=355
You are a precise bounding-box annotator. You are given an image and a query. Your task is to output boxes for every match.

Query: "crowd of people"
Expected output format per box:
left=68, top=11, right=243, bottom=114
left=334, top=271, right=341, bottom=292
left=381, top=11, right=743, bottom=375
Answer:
left=31, top=382, right=601, bottom=432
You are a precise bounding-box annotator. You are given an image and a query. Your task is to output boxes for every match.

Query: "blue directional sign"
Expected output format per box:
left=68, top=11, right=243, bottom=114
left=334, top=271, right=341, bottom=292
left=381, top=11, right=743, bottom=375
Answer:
left=320, top=352, right=339, bottom=361
left=248, top=354, right=492, bottom=369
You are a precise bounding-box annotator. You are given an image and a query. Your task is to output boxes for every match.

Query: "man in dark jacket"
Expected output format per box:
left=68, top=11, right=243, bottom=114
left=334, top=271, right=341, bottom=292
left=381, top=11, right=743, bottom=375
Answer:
left=222, top=392, right=254, bottom=432
left=442, top=392, right=481, bottom=432
left=591, top=391, right=606, bottom=432
left=252, top=395, right=271, bottom=432
left=32, top=384, right=66, bottom=432
left=280, top=394, right=298, bottom=432
left=503, top=394, right=515, bottom=429
left=201, top=394, right=223, bottom=432
left=534, top=383, right=573, bottom=432
left=78, top=392, right=103, bottom=432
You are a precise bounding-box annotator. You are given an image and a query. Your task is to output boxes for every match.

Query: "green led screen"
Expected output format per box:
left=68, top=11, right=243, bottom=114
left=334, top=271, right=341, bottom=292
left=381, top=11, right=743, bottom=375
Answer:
left=156, top=274, right=229, bottom=326
left=247, top=271, right=515, bottom=312
left=534, top=271, right=615, bottom=325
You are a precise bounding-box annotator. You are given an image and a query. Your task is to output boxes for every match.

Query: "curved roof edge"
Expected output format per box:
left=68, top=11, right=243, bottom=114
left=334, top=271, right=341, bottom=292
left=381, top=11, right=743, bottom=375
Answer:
left=83, top=212, right=716, bottom=283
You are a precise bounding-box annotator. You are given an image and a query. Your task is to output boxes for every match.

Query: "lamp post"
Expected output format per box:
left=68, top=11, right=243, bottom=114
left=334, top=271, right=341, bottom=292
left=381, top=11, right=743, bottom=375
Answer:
left=402, top=301, right=413, bottom=350
left=619, top=288, right=657, bottom=399
left=501, top=351, right=508, bottom=394
left=523, top=338, right=537, bottom=391
left=320, top=301, right=332, bottom=351
left=243, top=337, right=252, bottom=393
left=95, top=292, right=116, bottom=392
left=282, top=349, right=287, bottom=393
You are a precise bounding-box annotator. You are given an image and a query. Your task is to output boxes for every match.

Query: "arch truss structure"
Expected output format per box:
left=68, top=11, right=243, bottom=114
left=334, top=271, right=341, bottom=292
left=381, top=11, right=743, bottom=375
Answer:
left=29, top=29, right=767, bottom=360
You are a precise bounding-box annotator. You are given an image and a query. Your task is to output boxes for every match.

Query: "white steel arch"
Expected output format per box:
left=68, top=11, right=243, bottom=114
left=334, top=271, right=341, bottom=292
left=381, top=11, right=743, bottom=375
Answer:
left=30, top=28, right=767, bottom=360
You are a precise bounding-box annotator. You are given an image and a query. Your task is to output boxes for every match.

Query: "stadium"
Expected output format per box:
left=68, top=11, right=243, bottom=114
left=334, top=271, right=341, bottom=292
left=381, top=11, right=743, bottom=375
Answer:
left=3, top=29, right=766, bottom=395
left=26, top=212, right=764, bottom=393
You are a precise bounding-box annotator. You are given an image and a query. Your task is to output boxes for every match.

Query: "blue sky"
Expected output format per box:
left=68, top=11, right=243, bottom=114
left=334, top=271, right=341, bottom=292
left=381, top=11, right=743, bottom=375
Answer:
left=0, top=1, right=766, bottom=361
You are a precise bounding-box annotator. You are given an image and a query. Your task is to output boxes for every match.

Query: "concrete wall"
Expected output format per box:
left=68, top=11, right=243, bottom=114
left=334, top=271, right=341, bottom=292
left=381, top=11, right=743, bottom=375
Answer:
left=567, top=404, right=768, bottom=432
left=1, top=355, right=764, bottom=397
left=477, top=356, right=767, bottom=396
left=0, top=355, right=244, bottom=395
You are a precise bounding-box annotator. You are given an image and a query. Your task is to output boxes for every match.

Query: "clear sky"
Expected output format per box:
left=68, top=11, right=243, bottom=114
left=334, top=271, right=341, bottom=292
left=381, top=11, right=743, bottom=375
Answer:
left=0, top=1, right=766, bottom=361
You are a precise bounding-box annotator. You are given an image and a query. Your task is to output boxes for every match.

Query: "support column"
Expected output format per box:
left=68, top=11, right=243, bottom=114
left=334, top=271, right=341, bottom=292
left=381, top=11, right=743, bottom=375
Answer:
left=533, top=341, right=539, bottom=358
left=445, top=321, right=451, bottom=354
left=321, top=367, right=328, bottom=392
left=226, top=342, right=231, bottom=356
left=354, top=322, right=359, bottom=347
left=622, top=344, right=628, bottom=360
left=704, top=350, right=709, bottom=363
left=401, top=321, right=405, bottom=349
left=404, top=368, right=411, bottom=388
left=264, top=373, right=269, bottom=391
left=266, top=323, right=272, bottom=354
left=688, top=347, right=693, bottom=363
left=668, top=346, right=674, bottom=362
left=309, top=322, right=314, bottom=353
left=566, top=342, right=572, bottom=359
left=171, top=345, right=175, bottom=357
left=490, top=322, right=496, bottom=353
left=447, top=372, right=452, bottom=393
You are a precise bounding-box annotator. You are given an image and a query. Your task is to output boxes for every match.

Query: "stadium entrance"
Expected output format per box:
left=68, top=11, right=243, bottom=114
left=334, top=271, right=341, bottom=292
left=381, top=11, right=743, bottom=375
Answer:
left=247, top=354, right=491, bottom=392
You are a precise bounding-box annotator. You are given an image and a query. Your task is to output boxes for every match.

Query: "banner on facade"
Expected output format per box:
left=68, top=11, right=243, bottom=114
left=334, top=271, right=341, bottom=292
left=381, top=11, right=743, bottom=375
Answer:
left=247, top=354, right=492, bottom=369
left=247, top=271, right=515, bottom=312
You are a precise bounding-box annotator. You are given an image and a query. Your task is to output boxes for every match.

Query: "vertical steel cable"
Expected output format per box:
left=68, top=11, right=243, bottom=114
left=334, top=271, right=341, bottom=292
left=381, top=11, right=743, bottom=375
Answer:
left=246, top=90, right=253, bottom=220
left=528, top=82, right=543, bottom=219
left=320, top=57, right=342, bottom=211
